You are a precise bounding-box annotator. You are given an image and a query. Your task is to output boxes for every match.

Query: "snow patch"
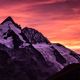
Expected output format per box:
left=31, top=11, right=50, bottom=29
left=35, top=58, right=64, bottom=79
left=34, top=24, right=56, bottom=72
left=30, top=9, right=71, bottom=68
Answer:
left=0, top=37, right=13, bottom=48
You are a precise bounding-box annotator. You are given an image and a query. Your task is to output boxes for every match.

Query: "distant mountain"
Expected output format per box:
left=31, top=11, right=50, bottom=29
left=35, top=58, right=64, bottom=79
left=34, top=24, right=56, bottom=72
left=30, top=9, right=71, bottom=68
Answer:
left=0, top=17, right=79, bottom=80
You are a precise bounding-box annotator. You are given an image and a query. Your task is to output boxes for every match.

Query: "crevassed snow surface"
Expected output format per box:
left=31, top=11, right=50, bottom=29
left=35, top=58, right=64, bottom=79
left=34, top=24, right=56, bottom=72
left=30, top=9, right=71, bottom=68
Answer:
left=52, top=44, right=79, bottom=64
left=33, top=43, right=64, bottom=70
left=33, top=43, right=79, bottom=68
left=33, top=43, right=56, bottom=63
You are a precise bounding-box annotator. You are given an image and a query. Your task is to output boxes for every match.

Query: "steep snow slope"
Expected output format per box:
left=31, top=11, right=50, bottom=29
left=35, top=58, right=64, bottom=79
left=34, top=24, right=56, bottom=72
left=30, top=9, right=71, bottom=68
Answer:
left=33, top=43, right=79, bottom=67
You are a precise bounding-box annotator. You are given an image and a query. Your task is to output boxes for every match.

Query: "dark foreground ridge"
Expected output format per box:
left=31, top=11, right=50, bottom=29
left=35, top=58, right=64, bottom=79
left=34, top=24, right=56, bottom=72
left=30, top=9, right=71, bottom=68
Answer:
left=47, top=63, right=80, bottom=80
left=0, top=17, right=80, bottom=80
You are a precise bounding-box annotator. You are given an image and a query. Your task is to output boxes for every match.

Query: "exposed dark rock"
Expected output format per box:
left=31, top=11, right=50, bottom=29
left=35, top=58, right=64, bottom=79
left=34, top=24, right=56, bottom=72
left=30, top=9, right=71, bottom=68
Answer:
left=22, top=27, right=50, bottom=44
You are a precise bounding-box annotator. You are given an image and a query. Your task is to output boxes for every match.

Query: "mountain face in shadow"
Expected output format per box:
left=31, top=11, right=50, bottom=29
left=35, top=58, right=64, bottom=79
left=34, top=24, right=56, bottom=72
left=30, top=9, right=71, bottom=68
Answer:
left=0, top=17, right=79, bottom=80
left=22, top=27, right=50, bottom=44
left=47, top=63, right=80, bottom=80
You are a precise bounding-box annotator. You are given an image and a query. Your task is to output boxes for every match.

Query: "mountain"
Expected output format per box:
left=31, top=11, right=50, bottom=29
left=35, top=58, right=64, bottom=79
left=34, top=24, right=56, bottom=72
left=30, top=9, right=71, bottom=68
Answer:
left=0, top=17, right=50, bottom=48
left=0, top=17, right=79, bottom=80
left=0, top=17, right=30, bottom=48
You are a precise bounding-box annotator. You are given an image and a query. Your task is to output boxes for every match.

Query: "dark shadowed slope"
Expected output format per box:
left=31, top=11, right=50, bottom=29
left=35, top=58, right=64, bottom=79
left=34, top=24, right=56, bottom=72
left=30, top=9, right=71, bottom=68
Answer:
left=22, top=27, right=50, bottom=44
left=47, top=63, right=80, bottom=80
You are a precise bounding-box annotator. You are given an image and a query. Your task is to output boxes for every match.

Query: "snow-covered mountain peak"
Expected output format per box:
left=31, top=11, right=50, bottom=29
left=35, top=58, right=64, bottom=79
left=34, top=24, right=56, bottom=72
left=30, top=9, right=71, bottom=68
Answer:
left=1, top=16, right=15, bottom=25
left=0, top=17, right=21, bottom=37
left=0, top=17, right=30, bottom=48
left=1, top=16, right=21, bottom=29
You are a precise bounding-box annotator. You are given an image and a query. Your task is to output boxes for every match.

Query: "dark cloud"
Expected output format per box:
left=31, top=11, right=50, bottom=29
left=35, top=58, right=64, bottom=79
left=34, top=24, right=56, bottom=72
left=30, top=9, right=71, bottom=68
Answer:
left=0, top=0, right=80, bottom=13
left=29, top=0, right=80, bottom=13
left=0, top=0, right=48, bottom=8
left=0, top=0, right=47, bottom=4
left=13, top=0, right=80, bottom=20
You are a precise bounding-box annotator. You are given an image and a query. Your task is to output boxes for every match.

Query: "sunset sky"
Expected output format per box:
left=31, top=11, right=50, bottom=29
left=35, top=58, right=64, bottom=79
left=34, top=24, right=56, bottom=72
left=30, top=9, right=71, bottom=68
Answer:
left=0, top=0, right=80, bottom=53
